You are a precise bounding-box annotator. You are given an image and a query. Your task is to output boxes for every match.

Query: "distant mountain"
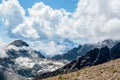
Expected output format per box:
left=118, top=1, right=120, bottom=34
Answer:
left=37, top=41, right=120, bottom=79
left=52, top=39, right=119, bottom=61
left=52, top=44, right=95, bottom=61
left=0, top=40, right=67, bottom=78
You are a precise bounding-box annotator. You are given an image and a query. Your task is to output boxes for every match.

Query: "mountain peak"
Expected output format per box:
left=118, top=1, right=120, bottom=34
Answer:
left=9, top=40, right=29, bottom=47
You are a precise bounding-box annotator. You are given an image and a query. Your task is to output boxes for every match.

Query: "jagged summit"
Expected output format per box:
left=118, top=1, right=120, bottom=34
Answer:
left=9, top=40, right=29, bottom=47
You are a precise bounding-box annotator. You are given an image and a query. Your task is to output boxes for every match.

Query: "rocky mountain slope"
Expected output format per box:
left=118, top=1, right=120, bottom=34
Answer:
left=36, top=41, right=120, bottom=79
left=43, top=58, right=120, bottom=80
left=0, top=40, right=68, bottom=78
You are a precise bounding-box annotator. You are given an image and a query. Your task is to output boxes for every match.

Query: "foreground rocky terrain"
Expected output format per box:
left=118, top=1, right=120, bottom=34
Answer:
left=40, top=58, right=120, bottom=80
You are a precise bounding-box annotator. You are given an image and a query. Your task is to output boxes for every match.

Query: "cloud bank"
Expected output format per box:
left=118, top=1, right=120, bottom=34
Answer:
left=0, top=0, right=120, bottom=56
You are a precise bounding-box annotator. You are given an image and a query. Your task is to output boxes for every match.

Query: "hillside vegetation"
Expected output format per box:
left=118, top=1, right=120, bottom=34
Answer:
left=43, top=58, right=120, bottom=80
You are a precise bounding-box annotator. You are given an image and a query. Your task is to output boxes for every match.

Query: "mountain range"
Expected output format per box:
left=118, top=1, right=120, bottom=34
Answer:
left=36, top=40, right=120, bottom=79
left=0, top=39, right=120, bottom=80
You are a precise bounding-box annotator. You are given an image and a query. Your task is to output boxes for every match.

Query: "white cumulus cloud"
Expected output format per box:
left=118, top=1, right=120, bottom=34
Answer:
left=0, top=0, right=25, bottom=37
left=72, top=0, right=120, bottom=42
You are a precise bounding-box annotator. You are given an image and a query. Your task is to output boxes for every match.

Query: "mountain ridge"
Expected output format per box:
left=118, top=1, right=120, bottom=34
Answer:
left=36, top=41, right=120, bottom=79
left=52, top=39, right=119, bottom=61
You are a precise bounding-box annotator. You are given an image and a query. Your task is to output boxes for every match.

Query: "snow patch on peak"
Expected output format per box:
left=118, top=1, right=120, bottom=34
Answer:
left=15, top=57, right=35, bottom=68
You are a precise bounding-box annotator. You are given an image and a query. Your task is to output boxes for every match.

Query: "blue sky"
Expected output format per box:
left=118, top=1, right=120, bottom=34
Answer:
left=18, top=0, right=78, bottom=13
